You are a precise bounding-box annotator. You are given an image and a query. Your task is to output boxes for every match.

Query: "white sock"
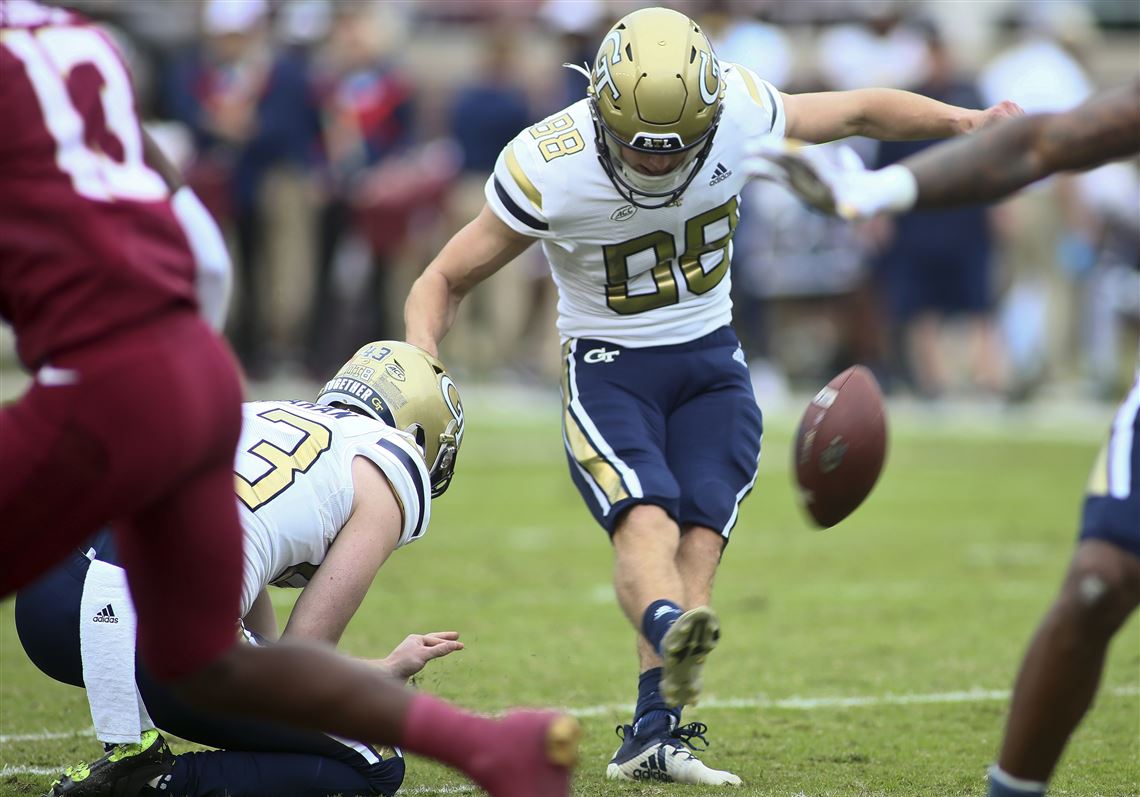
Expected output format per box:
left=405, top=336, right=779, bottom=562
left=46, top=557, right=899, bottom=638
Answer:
left=989, top=764, right=1047, bottom=795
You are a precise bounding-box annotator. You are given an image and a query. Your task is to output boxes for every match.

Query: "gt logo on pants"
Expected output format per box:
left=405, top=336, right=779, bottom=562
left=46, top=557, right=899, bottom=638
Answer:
left=584, top=347, right=620, bottom=364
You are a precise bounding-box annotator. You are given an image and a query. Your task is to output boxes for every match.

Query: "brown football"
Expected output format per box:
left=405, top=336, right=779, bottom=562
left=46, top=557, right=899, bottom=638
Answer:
left=793, top=365, right=887, bottom=528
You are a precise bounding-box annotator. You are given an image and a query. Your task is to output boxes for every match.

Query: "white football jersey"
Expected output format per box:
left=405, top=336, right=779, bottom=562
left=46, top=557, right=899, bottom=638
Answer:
left=233, top=400, right=431, bottom=617
left=486, top=63, right=785, bottom=347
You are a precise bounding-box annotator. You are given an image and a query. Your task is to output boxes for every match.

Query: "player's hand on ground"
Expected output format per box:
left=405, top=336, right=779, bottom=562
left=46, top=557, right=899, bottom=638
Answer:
left=382, top=631, right=464, bottom=680
left=962, top=100, right=1025, bottom=133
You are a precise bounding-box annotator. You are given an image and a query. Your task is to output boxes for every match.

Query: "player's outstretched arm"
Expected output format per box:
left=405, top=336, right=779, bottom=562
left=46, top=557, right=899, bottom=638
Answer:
left=742, top=80, right=1139, bottom=220
left=404, top=204, right=536, bottom=358
left=281, top=457, right=404, bottom=645
left=781, top=88, right=1022, bottom=144
left=905, top=79, right=1140, bottom=208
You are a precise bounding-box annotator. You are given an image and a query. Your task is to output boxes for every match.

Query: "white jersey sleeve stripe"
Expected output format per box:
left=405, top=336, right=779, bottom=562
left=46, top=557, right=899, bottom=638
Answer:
left=492, top=175, right=549, bottom=231
left=377, top=437, right=429, bottom=544
left=505, top=146, right=543, bottom=210
left=760, top=80, right=781, bottom=131
left=731, top=63, right=765, bottom=108
left=352, top=433, right=431, bottom=548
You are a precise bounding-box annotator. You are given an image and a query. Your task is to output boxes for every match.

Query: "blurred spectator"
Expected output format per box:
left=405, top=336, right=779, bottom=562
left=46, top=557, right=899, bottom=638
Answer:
left=167, top=0, right=318, bottom=377
left=978, top=2, right=1095, bottom=114
left=438, top=24, right=558, bottom=380
left=874, top=24, right=1004, bottom=400
left=1071, top=163, right=1140, bottom=398
left=816, top=1, right=928, bottom=90
left=540, top=0, right=609, bottom=106
left=448, top=28, right=531, bottom=175
left=977, top=1, right=1096, bottom=397
left=305, top=2, right=415, bottom=376
left=700, top=0, right=791, bottom=88
left=733, top=143, right=876, bottom=402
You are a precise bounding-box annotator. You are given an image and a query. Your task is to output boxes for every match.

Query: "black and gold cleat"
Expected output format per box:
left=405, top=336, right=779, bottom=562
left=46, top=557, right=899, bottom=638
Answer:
left=660, top=605, right=721, bottom=708
left=45, top=730, right=174, bottom=797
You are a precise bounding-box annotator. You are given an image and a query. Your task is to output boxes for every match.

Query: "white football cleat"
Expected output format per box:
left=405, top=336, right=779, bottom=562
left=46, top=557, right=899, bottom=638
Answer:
left=605, top=722, right=742, bottom=786
left=742, top=136, right=918, bottom=221
left=660, top=606, right=720, bottom=707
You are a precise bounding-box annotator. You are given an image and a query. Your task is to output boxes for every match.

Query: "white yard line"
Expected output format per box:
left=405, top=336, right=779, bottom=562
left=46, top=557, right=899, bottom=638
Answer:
left=0, top=728, right=92, bottom=744
left=0, top=765, right=59, bottom=776
left=559, top=684, right=1139, bottom=718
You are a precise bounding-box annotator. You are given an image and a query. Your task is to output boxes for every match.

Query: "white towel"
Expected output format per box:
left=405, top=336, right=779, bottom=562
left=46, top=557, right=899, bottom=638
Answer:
left=79, top=560, right=154, bottom=744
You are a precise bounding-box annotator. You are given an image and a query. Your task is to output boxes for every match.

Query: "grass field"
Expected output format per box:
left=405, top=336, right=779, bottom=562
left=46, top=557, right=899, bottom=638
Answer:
left=1, top=387, right=1137, bottom=797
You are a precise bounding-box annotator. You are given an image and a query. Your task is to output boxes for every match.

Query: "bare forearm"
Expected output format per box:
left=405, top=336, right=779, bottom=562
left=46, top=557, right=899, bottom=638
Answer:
left=907, top=83, right=1140, bottom=208
left=786, top=88, right=976, bottom=143
left=404, top=268, right=462, bottom=358
left=404, top=207, right=535, bottom=356
left=849, top=88, right=974, bottom=140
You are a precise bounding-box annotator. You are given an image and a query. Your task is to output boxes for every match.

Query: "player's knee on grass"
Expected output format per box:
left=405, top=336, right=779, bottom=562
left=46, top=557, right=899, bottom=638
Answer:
left=1057, top=541, right=1140, bottom=638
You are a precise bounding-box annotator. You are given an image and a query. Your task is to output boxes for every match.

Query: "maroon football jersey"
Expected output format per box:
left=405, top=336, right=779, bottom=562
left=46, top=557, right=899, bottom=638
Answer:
left=0, top=0, right=198, bottom=369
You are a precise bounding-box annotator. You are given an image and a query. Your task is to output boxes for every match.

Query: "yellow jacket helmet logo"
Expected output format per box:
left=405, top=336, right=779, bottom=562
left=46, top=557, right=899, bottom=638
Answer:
left=316, top=341, right=464, bottom=497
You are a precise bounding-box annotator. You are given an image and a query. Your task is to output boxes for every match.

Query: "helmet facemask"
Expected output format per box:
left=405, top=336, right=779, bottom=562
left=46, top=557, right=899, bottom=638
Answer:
left=591, top=105, right=722, bottom=209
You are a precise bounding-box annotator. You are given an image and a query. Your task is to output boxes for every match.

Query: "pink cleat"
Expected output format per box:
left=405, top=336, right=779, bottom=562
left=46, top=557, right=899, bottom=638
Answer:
left=468, top=710, right=581, bottom=797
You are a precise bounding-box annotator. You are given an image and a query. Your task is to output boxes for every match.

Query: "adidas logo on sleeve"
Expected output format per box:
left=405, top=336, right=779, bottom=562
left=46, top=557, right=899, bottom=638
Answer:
left=92, top=604, right=119, bottom=624
left=708, top=162, right=733, bottom=186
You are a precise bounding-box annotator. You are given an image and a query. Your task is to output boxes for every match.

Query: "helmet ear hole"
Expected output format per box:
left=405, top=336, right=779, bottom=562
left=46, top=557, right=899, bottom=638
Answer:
left=404, top=423, right=426, bottom=452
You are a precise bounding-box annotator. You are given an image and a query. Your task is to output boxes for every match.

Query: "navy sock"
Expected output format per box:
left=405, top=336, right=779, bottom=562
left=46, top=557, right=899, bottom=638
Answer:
left=987, top=765, right=1047, bottom=797
left=631, top=668, right=681, bottom=739
left=641, top=599, right=683, bottom=656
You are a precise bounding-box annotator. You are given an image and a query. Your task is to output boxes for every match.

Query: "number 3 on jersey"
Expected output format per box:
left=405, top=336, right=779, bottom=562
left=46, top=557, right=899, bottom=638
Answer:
left=235, top=409, right=332, bottom=511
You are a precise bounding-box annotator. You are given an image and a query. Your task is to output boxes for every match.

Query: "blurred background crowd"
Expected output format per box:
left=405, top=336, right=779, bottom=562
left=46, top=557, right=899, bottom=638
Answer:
left=20, top=0, right=1140, bottom=404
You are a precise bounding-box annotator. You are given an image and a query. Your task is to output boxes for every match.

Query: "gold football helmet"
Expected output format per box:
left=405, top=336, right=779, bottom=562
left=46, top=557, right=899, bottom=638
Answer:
left=586, top=7, right=724, bottom=208
left=316, top=341, right=464, bottom=497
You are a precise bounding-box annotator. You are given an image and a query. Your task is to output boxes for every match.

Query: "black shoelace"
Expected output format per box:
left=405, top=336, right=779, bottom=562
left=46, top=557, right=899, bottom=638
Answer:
left=670, top=721, right=711, bottom=751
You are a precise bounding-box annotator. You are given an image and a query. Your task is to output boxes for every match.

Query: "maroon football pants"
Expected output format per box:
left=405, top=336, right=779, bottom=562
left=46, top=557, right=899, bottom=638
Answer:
left=0, top=312, right=244, bottom=681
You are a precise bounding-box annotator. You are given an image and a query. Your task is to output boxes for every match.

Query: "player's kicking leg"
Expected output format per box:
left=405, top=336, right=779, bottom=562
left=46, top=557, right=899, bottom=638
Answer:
left=602, top=508, right=738, bottom=785
left=562, top=333, right=758, bottom=785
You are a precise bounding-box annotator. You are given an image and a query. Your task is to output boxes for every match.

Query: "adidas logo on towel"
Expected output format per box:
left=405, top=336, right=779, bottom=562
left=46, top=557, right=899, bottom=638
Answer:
left=708, top=162, right=733, bottom=186
left=92, top=604, right=119, bottom=624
